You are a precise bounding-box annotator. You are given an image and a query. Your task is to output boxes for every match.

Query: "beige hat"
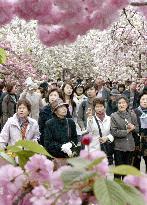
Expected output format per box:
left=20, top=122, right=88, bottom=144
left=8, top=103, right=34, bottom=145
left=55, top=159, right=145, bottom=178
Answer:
left=51, top=98, right=68, bottom=112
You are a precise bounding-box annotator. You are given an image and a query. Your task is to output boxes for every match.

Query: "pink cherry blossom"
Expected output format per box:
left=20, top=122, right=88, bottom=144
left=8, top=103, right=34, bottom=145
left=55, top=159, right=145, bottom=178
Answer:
left=25, top=154, right=54, bottom=183
left=37, top=24, right=76, bottom=47
left=50, top=166, right=71, bottom=189
left=80, top=150, right=109, bottom=176
left=0, top=0, right=15, bottom=26
left=124, top=175, right=147, bottom=203
left=15, top=0, right=52, bottom=21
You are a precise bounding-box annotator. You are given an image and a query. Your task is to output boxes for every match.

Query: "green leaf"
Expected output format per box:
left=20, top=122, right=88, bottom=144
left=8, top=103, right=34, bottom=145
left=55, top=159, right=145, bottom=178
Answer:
left=67, top=157, right=90, bottom=169
left=7, top=145, right=22, bottom=152
left=62, top=168, right=96, bottom=187
left=14, top=140, right=53, bottom=158
left=16, top=150, right=34, bottom=168
left=61, top=169, right=83, bottom=186
left=116, top=180, right=145, bottom=205
left=111, top=165, right=141, bottom=176
left=94, top=178, right=128, bottom=205
left=0, top=48, right=7, bottom=64
left=87, top=157, right=104, bottom=170
left=0, top=152, right=17, bottom=166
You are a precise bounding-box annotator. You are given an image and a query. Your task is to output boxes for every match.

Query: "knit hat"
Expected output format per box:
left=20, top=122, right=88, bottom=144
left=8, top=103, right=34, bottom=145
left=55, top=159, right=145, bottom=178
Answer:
left=51, top=98, right=68, bottom=112
left=110, top=89, right=120, bottom=96
left=39, top=82, right=48, bottom=90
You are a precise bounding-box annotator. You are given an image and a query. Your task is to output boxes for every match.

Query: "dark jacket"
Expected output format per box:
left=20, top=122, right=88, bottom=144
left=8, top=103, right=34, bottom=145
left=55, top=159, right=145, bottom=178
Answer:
left=106, top=100, right=118, bottom=116
left=111, top=111, right=139, bottom=152
left=38, top=104, right=72, bottom=146
left=38, top=104, right=53, bottom=146
left=2, top=94, right=17, bottom=127
left=97, top=87, right=110, bottom=103
left=134, top=107, right=147, bottom=156
left=123, top=90, right=140, bottom=109
left=44, top=116, right=78, bottom=158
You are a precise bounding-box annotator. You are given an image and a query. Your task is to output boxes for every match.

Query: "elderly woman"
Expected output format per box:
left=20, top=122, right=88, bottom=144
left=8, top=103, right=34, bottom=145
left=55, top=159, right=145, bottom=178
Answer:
left=0, top=99, right=40, bottom=149
left=111, top=96, right=139, bottom=175
left=44, top=98, right=78, bottom=159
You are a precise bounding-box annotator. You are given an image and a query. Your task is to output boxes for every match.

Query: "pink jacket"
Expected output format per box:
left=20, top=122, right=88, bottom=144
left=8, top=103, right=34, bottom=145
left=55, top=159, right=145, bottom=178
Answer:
left=0, top=114, right=40, bottom=149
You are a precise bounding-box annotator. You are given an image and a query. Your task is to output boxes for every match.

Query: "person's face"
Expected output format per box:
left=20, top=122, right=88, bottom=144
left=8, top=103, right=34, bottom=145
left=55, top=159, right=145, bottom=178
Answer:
left=95, top=103, right=105, bottom=114
left=55, top=105, right=67, bottom=117
left=17, top=104, right=29, bottom=118
left=110, top=95, right=117, bottom=101
left=86, top=87, right=97, bottom=98
left=118, top=87, right=124, bottom=93
left=118, top=98, right=128, bottom=112
left=140, top=94, right=147, bottom=108
left=49, top=91, right=59, bottom=104
left=130, top=82, right=137, bottom=91
left=11, top=85, right=17, bottom=94
left=76, top=87, right=84, bottom=96
left=95, top=78, right=103, bottom=87
left=64, top=84, right=73, bottom=96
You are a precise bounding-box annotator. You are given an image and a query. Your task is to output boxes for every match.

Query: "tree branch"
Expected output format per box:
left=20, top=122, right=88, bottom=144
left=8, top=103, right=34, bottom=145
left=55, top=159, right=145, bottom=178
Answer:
left=130, top=2, right=147, bottom=7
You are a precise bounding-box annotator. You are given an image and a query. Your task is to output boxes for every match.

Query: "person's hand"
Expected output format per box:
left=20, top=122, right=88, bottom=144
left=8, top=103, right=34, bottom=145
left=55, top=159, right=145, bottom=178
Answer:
left=127, top=123, right=135, bottom=133
left=99, top=136, right=108, bottom=144
left=86, top=108, right=93, bottom=119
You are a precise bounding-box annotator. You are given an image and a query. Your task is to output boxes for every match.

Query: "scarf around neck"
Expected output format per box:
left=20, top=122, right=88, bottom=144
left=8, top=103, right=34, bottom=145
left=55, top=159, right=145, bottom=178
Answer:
left=96, top=112, right=105, bottom=122
left=18, top=115, right=29, bottom=139
left=138, top=106, right=147, bottom=129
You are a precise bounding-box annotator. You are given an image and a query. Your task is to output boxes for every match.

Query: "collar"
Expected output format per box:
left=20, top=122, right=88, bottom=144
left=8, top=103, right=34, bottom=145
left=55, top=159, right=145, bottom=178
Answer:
left=95, top=114, right=109, bottom=122
left=11, top=114, right=34, bottom=127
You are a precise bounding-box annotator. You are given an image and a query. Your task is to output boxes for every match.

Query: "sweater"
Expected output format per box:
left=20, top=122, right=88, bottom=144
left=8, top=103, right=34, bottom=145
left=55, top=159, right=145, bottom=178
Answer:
left=44, top=116, right=78, bottom=158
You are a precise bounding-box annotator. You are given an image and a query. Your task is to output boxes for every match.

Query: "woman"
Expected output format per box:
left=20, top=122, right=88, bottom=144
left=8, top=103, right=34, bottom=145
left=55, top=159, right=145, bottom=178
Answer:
left=2, top=82, right=18, bottom=127
left=38, top=88, right=62, bottom=146
left=111, top=96, right=139, bottom=177
left=62, top=81, right=76, bottom=118
left=86, top=98, right=114, bottom=164
left=73, top=84, right=87, bottom=111
left=44, top=98, right=78, bottom=158
left=0, top=99, right=40, bottom=149
left=19, top=82, right=43, bottom=121
left=133, top=93, right=147, bottom=171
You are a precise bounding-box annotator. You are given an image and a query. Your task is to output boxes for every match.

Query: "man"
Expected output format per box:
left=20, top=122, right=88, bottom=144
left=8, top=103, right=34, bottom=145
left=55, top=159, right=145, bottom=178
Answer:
left=123, top=81, right=140, bottom=110
left=77, top=83, right=97, bottom=130
left=95, top=77, right=110, bottom=103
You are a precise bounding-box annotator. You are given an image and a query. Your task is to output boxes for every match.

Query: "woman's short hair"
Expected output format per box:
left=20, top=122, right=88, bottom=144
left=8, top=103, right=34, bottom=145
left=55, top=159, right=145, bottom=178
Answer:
left=117, top=95, right=129, bottom=104
left=93, top=98, right=105, bottom=107
left=6, top=82, right=16, bottom=93
left=84, top=82, right=97, bottom=93
left=17, top=99, right=31, bottom=113
left=46, top=88, right=62, bottom=103
left=139, top=92, right=147, bottom=102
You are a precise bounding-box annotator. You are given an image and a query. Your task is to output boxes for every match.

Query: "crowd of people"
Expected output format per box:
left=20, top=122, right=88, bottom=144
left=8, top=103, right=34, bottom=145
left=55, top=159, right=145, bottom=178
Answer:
left=0, top=75, right=147, bottom=175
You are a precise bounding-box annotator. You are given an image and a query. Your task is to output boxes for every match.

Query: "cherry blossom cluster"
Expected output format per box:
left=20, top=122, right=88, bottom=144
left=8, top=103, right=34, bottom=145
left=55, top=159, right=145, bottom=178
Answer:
left=0, top=41, right=40, bottom=86
left=1, top=0, right=147, bottom=47
left=0, top=151, right=109, bottom=205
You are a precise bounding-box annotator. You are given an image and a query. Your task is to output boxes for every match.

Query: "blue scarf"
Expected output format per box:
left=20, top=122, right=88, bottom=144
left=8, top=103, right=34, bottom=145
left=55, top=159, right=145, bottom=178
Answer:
left=138, top=106, right=147, bottom=129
